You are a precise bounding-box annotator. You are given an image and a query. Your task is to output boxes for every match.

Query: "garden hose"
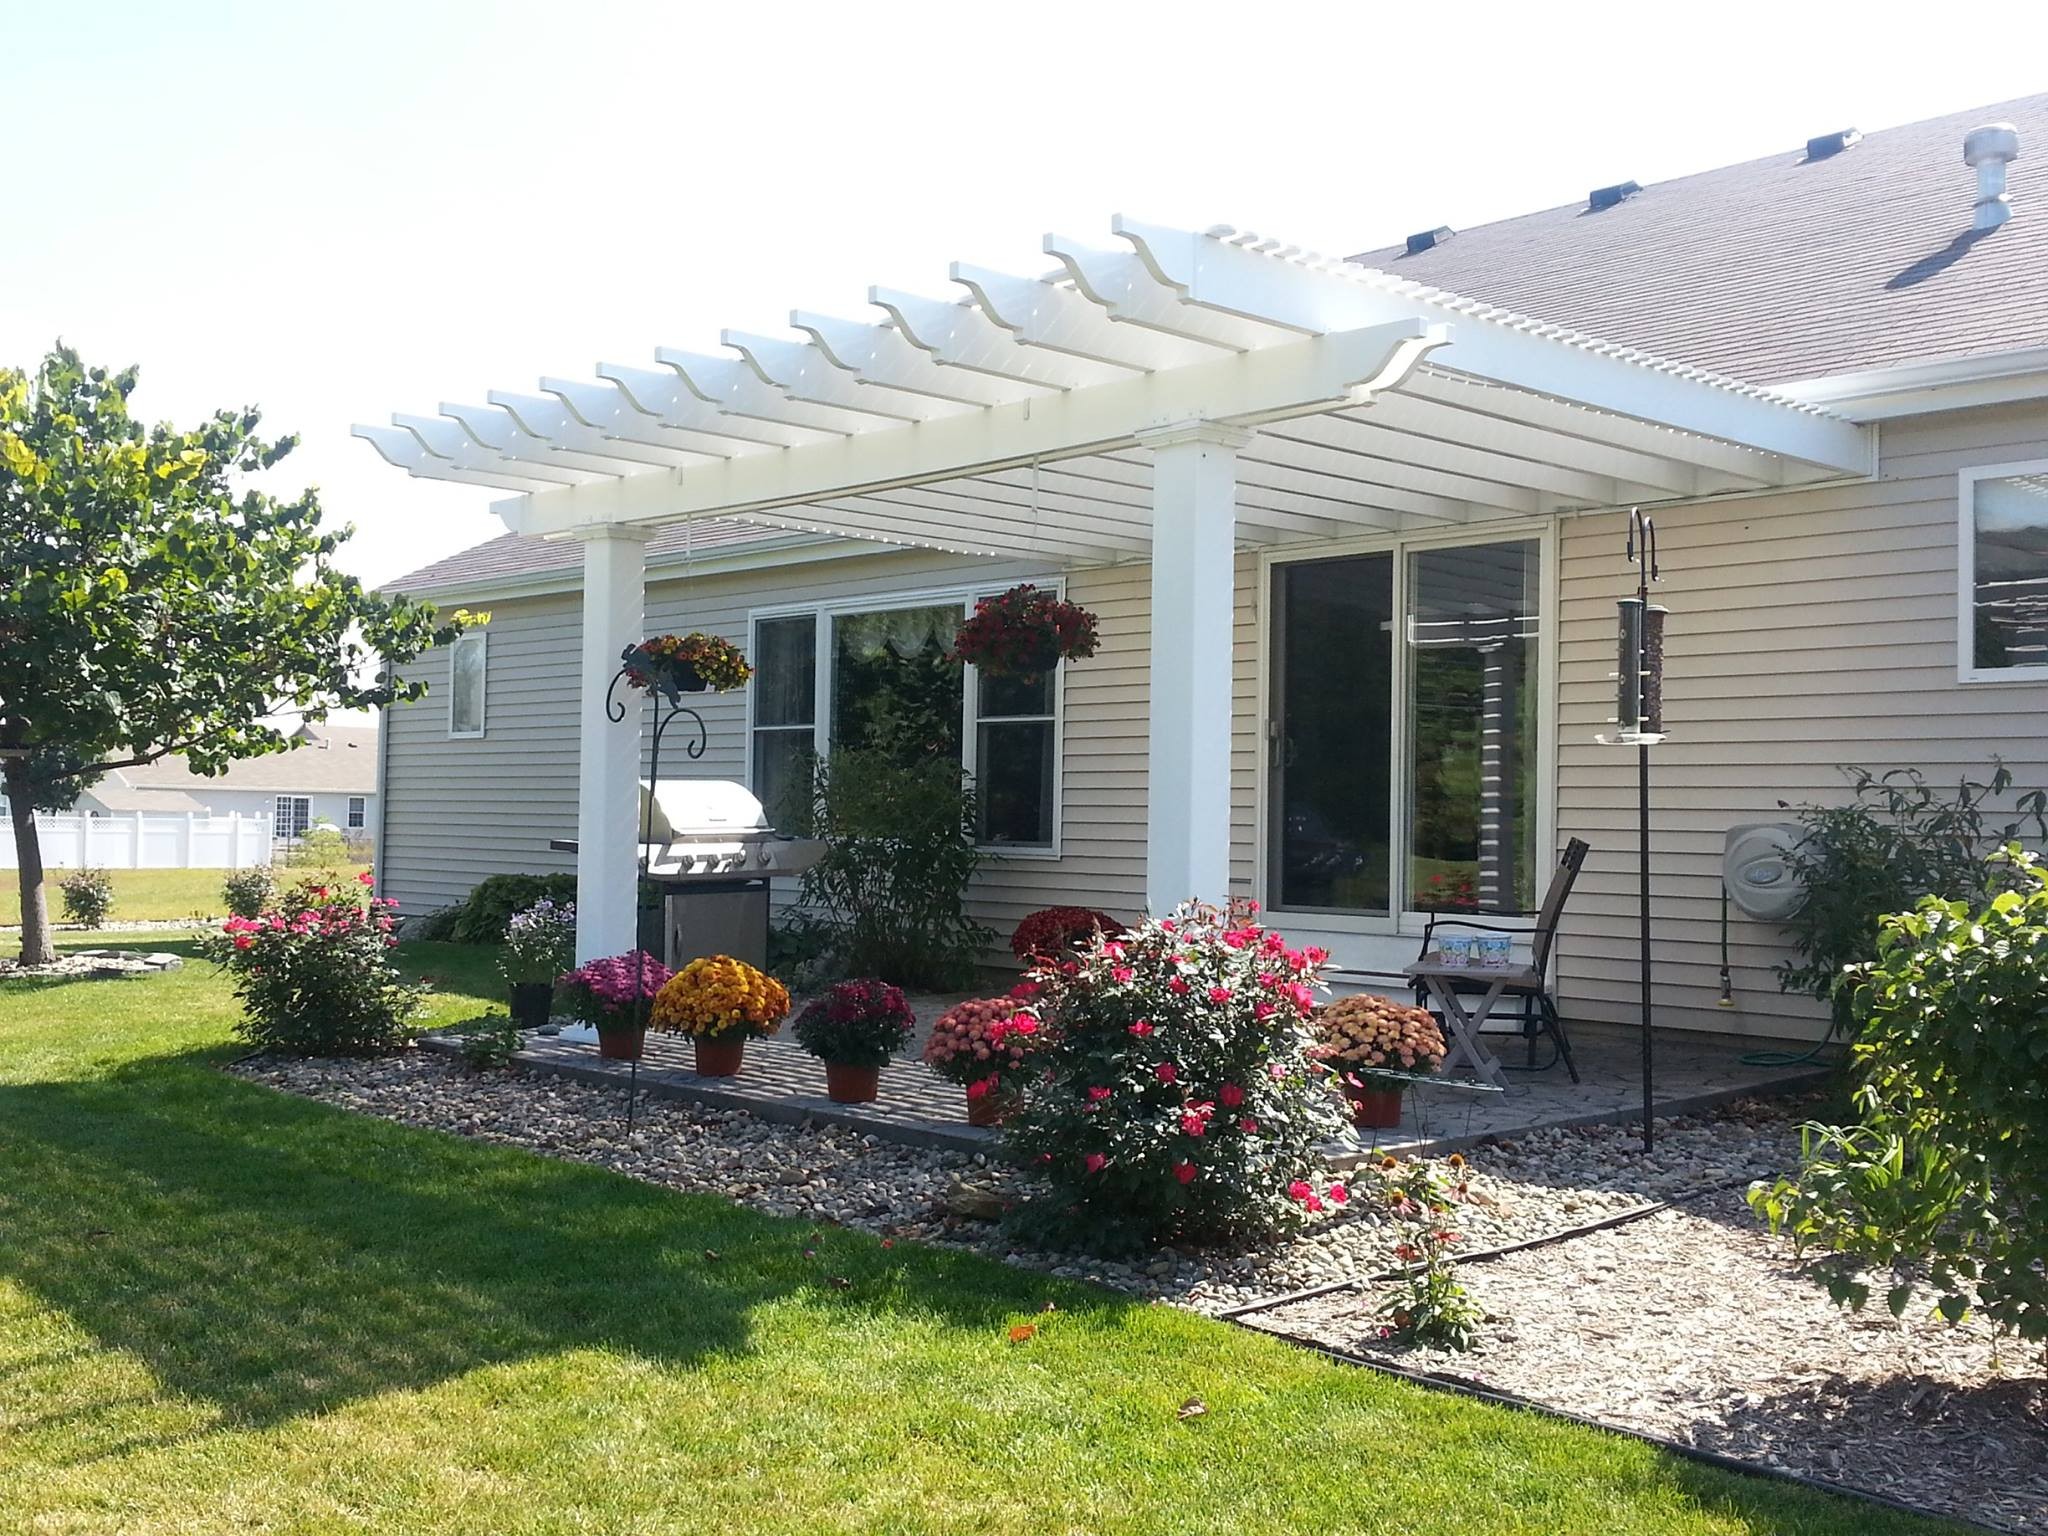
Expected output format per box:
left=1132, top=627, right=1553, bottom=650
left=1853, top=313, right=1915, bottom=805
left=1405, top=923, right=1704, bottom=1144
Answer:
left=1715, top=882, right=1844, bottom=1068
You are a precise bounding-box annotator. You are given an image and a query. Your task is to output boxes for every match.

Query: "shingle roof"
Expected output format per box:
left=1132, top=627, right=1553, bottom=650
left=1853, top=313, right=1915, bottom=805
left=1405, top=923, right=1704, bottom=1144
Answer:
left=1348, top=94, right=2048, bottom=383
left=118, top=725, right=379, bottom=795
left=381, top=518, right=818, bottom=595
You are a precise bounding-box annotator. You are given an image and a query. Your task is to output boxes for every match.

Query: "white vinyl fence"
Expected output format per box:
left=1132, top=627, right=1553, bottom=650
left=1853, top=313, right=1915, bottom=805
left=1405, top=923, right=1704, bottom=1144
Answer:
left=2, top=811, right=273, bottom=870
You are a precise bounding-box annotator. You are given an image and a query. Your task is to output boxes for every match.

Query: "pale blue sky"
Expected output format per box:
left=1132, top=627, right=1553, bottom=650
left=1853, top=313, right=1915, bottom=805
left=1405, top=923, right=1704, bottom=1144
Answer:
left=5, top=1, right=2045, bottom=585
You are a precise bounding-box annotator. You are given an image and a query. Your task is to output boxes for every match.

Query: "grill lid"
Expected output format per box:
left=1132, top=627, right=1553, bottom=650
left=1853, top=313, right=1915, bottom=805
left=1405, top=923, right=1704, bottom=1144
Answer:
left=640, top=779, right=771, bottom=841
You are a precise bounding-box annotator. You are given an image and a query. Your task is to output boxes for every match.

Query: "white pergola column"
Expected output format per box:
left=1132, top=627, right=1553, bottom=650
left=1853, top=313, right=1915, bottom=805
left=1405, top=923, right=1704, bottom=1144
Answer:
left=1137, top=421, right=1251, bottom=915
left=573, top=524, right=653, bottom=961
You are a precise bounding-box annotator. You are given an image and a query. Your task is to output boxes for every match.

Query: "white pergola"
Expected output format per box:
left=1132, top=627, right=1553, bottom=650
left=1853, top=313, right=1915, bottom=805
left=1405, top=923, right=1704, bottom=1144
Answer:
left=359, top=217, right=1874, bottom=959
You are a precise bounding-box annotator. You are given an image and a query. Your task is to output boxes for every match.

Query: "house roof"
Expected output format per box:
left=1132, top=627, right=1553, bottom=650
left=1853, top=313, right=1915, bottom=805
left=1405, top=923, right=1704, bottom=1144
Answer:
left=1347, top=94, right=2048, bottom=384
left=84, top=784, right=208, bottom=814
left=117, top=724, right=379, bottom=795
left=382, top=518, right=819, bottom=595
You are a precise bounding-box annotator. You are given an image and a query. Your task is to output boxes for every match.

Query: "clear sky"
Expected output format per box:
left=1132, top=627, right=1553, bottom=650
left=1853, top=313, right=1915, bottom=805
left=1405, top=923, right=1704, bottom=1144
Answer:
left=5, top=0, right=2045, bottom=587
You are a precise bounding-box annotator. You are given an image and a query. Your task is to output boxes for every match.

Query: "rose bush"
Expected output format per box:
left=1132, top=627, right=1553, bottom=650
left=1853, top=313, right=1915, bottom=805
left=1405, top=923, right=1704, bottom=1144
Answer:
left=1001, top=900, right=1348, bottom=1255
left=203, top=871, right=420, bottom=1055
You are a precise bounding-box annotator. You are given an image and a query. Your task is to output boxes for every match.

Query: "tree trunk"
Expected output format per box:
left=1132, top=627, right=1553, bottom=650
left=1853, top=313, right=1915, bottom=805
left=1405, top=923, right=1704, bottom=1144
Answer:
left=3, top=761, right=56, bottom=967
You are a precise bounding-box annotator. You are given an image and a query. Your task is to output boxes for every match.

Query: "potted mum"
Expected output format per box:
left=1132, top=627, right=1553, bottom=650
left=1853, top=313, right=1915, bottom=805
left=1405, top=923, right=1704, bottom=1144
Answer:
left=792, top=978, right=916, bottom=1103
left=951, top=584, right=1098, bottom=679
left=621, top=632, right=753, bottom=704
left=650, top=953, right=791, bottom=1076
left=501, top=897, right=576, bottom=1028
left=558, top=950, right=673, bottom=1060
left=921, top=994, right=1039, bottom=1125
left=1311, top=994, right=1446, bottom=1129
left=1010, top=905, right=1125, bottom=966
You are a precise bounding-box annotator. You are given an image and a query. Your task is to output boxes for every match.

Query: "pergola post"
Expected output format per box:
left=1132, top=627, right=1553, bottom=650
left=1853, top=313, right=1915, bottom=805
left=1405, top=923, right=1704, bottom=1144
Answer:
left=1138, top=421, right=1250, bottom=915
left=573, top=525, right=651, bottom=962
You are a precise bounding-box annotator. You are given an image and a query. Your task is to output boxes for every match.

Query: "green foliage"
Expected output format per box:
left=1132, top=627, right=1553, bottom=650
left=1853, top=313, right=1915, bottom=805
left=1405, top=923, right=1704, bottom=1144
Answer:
left=57, top=867, right=113, bottom=927
left=0, top=345, right=463, bottom=965
left=282, top=825, right=349, bottom=867
left=1378, top=1160, right=1484, bottom=1352
left=456, top=1011, right=526, bottom=1070
left=203, top=876, right=421, bottom=1055
left=449, top=873, right=578, bottom=946
left=1777, top=763, right=2046, bottom=1028
left=220, top=866, right=276, bottom=921
left=1002, top=903, right=1346, bottom=1257
left=1751, top=846, right=2048, bottom=1345
left=798, top=748, right=991, bottom=990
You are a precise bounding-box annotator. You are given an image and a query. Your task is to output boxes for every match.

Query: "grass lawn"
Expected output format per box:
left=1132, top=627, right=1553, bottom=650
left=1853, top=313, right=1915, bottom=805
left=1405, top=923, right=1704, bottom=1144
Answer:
left=1, top=864, right=371, bottom=928
left=0, top=940, right=1959, bottom=1535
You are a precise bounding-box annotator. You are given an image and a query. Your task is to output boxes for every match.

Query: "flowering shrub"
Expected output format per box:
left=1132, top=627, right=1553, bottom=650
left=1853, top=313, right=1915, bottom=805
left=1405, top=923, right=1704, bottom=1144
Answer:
left=502, top=897, right=577, bottom=984
left=650, top=954, right=790, bottom=1039
left=1009, top=905, right=1126, bottom=965
left=922, top=995, right=1039, bottom=1100
left=622, top=632, right=752, bottom=697
left=792, top=978, right=916, bottom=1067
left=558, top=950, right=673, bottom=1033
left=1313, top=995, right=1446, bottom=1084
left=951, top=585, right=1098, bottom=679
left=203, top=871, right=420, bottom=1055
left=221, top=865, right=277, bottom=920
left=1001, top=900, right=1347, bottom=1255
left=57, top=867, right=114, bottom=927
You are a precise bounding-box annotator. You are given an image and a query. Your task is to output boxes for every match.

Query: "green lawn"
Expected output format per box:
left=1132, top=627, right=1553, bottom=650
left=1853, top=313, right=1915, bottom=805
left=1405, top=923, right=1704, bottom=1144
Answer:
left=0, top=939, right=1955, bottom=1535
left=1, top=864, right=372, bottom=928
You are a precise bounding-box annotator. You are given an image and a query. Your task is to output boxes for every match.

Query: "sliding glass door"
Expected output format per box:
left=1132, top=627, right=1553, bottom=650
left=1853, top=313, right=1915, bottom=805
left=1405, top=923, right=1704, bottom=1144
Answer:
left=1268, top=537, right=1541, bottom=920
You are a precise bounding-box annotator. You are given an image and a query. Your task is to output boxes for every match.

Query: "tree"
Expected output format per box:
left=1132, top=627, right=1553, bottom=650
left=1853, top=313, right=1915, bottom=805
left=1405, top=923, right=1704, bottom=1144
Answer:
left=0, top=346, right=463, bottom=965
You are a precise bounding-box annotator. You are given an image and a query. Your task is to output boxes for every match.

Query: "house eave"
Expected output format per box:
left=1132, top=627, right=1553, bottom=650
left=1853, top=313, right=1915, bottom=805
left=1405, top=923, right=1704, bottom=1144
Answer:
left=380, top=531, right=888, bottom=605
left=1776, top=346, right=2048, bottom=422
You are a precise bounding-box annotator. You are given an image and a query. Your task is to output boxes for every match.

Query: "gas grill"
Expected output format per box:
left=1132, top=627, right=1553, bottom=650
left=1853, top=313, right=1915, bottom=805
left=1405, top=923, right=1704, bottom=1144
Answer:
left=548, top=779, right=825, bottom=970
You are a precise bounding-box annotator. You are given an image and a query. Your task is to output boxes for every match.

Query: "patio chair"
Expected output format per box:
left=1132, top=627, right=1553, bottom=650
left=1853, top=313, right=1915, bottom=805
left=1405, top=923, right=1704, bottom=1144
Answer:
left=1412, top=838, right=1589, bottom=1083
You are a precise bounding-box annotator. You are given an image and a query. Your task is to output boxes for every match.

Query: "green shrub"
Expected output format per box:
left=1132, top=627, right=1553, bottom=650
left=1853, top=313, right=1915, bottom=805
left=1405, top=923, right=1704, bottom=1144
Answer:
left=457, top=1011, right=525, bottom=1070
left=221, top=865, right=276, bottom=920
left=1001, top=901, right=1347, bottom=1257
left=450, top=872, right=578, bottom=945
left=1751, top=845, right=2048, bottom=1347
left=57, top=867, right=114, bottom=927
left=798, top=748, right=992, bottom=990
left=411, top=905, right=462, bottom=942
left=203, top=874, right=421, bottom=1055
left=282, top=824, right=350, bottom=868
left=1778, top=763, right=2046, bottom=1028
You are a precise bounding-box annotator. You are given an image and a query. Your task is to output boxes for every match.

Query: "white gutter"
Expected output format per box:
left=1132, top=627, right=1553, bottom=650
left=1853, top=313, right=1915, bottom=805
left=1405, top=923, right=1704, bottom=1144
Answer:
left=1776, top=346, right=2048, bottom=422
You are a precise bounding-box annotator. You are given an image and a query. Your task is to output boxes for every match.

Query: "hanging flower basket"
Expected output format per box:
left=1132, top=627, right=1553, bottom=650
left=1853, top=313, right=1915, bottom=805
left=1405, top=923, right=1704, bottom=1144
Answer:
left=621, top=633, right=753, bottom=703
left=950, top=585, right=1098, bottom=679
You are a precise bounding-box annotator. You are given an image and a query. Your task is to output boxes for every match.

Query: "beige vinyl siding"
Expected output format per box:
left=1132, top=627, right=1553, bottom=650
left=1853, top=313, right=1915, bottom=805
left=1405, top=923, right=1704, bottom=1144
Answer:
left=1553, top=399, right=2048, bottom=1040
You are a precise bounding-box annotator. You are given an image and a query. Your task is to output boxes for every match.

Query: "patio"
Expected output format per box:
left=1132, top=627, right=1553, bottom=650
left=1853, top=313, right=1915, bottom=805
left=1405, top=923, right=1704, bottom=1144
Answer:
left=424, top=1010, right=1833, bottom=1165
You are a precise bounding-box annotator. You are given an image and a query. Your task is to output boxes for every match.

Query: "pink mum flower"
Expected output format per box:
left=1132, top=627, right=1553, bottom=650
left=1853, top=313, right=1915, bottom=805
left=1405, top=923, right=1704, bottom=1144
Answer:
left=1155, top=1062, right=1178, bottom=1085
left=1084, top=1152, right=1107, bottom=1174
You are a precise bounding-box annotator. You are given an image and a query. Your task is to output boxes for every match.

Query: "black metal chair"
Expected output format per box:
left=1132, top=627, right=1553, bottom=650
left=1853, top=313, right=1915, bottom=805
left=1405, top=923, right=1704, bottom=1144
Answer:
left=1413, top=838, right=1589, bottom=1083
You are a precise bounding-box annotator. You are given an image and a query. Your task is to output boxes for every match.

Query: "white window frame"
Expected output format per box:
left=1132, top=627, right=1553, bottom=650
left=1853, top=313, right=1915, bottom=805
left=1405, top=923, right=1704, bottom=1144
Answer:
left=346, top=795, right=367, bottom=829
left=1254, top=520, right=1559, bottom=937
left=448, top=630, right=488, bottom=737
left=747, top=580, right=1067, bottom=858
left=273, top=795, right=311, bottom=841
left=1958, top=460, right=2048, bottom=683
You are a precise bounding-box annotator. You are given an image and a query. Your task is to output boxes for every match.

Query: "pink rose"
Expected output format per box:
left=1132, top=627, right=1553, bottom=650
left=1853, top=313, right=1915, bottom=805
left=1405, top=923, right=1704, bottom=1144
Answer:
left=1155, top=1062, right=1178, bottom=1085
left=1287, top=1179, right=1313, bottom=1202
left=1088, top=1085, right=1112, bottom=1102
left=1084, top=1152, right=1107, bottom=1174
left=1238, top=1117, right=1258, bottom=1134
left=1127, top=1019, right=1154, bottom=1037
left=1219, top=1083, right=1243, bottom=1108
left=1110, top=966, right=1134, bottom=984
left=1207, top=986, right=1233, bottom=1005
left=1168, top=977, right=1191, bottom=996
left=1174, top=1161, right=1197, bottom=1185
left=1179, top=1112, right=1208, bottom=1138
left=1328, top=1183, right=1349, bottom=1205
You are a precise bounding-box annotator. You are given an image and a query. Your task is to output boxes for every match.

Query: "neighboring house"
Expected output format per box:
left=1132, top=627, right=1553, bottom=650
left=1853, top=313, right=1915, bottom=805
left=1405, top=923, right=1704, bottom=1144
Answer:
left=363, top=95, right=2048, bottom=1043
left=80, top=723, right=379, bottom=846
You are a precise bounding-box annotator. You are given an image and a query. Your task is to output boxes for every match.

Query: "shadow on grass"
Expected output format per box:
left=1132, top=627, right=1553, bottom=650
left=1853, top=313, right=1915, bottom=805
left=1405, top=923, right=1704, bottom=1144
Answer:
left=0, top=1046, right=1114, bottom=1439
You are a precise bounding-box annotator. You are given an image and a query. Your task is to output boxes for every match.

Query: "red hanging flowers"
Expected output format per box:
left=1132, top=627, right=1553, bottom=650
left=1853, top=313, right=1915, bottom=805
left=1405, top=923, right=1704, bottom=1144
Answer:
left=951, top=584, right=1099, bottom=679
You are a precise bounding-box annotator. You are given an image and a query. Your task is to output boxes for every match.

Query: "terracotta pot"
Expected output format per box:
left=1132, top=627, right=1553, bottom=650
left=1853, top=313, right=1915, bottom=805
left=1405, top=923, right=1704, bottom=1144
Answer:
left=507, top=981, right=552, bottom=1030
left=693, top=1036, right=745, bottom=1077
left=965, top=1090, right=1007, bottom=1127
left=596, top=1025, right=644, bottom=1062
left=1346, top=1082, right=1405, bottom=1129
left=824, top=1061, right=881, bottom=1104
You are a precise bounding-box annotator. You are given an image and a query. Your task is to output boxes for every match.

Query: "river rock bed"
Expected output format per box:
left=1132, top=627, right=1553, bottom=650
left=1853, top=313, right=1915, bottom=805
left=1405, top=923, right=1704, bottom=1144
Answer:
left=230, top=1048, right=2039, bottom=1529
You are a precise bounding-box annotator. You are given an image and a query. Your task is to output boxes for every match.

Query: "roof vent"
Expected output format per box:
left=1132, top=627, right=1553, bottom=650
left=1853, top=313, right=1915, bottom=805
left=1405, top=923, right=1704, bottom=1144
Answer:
left=1587, top=180, right=1640, bottom=213
left=1405, top=225, right=1454, bottom=255
left=1965, top=122, right=2021, bottom=231
left=1804, top=127, right=1861, bottom=161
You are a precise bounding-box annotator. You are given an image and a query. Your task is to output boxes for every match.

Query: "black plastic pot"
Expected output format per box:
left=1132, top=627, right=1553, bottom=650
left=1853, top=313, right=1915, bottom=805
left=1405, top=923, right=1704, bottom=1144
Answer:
left=507, top=981, right=553, bottom=1030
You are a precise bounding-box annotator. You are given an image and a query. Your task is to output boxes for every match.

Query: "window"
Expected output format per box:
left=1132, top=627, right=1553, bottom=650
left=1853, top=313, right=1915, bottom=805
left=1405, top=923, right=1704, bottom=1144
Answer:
left=274, top=795, right=311, bottom=841
left=347, top=796, right=367, bottom=830
left=448, top=631, right=487, bottom=736
left=750, top=615, right=817, bottom=827
left=1960, top=463, right=2048, bottom=680
left=750, top=591, right=1061, bottom=851
left=1268, top=536, right=1542, bottom=918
